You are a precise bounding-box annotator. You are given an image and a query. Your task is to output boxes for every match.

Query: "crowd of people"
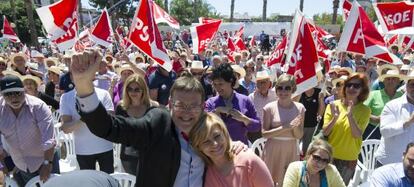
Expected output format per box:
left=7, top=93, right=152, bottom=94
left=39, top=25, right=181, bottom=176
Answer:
left=0, top=27, right=413, bottom=187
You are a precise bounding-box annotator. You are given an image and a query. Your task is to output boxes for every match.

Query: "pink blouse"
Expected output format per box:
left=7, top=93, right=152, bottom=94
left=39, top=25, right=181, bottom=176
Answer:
left=204, top=150, right=274, bottom=187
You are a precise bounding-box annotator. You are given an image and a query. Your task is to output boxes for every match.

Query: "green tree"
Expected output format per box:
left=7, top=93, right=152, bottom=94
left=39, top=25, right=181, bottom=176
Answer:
left=299, top=0, right=304, bottom=12
left=332, top=0, right=339, bottom=24
left=170, top=0, right=220, bottom=26
left=0, top=0, right=43, bottom=46
left=313, top=13, right=343, bottom=25
left=88, top=0, right=135, bottom=24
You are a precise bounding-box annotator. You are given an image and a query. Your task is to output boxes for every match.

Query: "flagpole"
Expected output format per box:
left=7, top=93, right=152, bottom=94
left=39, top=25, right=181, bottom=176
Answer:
left=84, top=0, right=130, bottom=28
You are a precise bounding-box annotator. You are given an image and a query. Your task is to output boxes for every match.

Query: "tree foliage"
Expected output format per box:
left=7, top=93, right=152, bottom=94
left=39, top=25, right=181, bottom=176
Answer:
left=313, top=13, right=343, bottom=25
left=88, top=0, right=135, bottom=23
left=170, top=0, right=221, bottom=26
left=0, top=0, right=43, bottom=45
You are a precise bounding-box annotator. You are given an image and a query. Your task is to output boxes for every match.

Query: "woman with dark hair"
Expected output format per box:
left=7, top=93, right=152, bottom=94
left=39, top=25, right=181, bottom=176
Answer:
left=283, top=139, right=345, bottom=187
left=205, top=63, right=261, bottom=145
left=323, top=73, right=371, bottom=185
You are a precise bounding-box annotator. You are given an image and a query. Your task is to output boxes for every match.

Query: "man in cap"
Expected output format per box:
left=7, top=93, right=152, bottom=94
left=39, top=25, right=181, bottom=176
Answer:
left=0, top=75, right=57, bottom=185
left=148, top=65, right=177, bottom=106
left=375, top=71, right=414, bottom=167
left=190, top=61, right=214, bottom=100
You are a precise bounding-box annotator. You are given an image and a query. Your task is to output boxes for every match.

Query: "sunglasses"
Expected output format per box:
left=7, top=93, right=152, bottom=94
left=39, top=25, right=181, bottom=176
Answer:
left=127, top=87, right=142, bottom=93
left=257, top=58, right=264, bottom=61
left=276, top=86, right=292, bottom=91
left=3, top=91, right=23, bottom=97
left=345, top=83, right=362, bottom=89
left=312, top=154, right=330, bottom=164
left=191, top=72, right=204, bottom=76
left=336, top=82, right=344, bottom=87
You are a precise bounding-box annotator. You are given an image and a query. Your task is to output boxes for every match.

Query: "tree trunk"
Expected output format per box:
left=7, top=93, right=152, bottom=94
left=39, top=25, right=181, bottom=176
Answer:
left=9, top=0, right=18, bottom=35
left=193, top=0, right=198, bottom=23
left=230, top=0, right=235, bottom=22
left=262, top=0, right=267, bottom=22
left=332, top=0, right=339, bottom=24
left=299, top=0, right=304, bottom=12
left=164, top=0, right=169, bottom=13
left=78, top=0, right=84, bottom=28
left=109, top=0, right=116, bottom=29
left=25, top=0, right=39, bottom=48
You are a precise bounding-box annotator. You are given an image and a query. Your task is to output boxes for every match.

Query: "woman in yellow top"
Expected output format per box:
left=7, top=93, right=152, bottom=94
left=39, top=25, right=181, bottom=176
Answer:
left=283, top=139, right=345, bottom=187
left=322, top=73, right=371, bottom=185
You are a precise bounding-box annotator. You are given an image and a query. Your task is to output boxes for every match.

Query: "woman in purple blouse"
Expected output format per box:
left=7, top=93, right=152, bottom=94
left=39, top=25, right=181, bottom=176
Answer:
left=205, top=63, right=261, bottom=145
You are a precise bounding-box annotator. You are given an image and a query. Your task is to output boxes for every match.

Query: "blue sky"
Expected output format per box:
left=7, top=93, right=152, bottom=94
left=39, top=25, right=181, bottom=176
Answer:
left=82, top=0, right=334, bottom=17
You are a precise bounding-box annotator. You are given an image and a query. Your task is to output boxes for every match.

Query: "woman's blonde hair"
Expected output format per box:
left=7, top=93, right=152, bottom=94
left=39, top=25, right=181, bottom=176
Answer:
left=189, top=112, right=234, bottom=165
left=120, top=74, right=151, bottom=110
left=275, top=74, right=297, bottom=93
left=305, top=139, right=333, bottom=163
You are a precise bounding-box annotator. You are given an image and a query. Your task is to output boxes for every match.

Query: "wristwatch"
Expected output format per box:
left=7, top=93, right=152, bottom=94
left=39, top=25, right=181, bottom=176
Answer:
left=42, top=160, right=52, bottom=166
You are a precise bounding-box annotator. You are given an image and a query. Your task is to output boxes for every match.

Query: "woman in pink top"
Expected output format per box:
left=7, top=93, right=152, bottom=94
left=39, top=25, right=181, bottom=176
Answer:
left=190, top=112, right=274, bottom=187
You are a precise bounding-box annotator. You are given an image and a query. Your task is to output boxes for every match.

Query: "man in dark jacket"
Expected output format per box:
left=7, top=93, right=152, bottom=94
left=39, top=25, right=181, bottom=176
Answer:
left=70, top=50, right=244, bottom=187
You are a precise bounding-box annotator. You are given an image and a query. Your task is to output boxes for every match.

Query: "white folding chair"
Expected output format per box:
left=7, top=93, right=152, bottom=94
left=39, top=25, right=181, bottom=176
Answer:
left=4, top=176, right=19, bottom=187
left=110, top=173, right=136, bottom=187
left=359, top=139, right=380, bottom=176
left=250, top=138, right=267, bottom=157
left=59, top=133, right=79, bottom=173
left=52, top=110, right=61, bottom=124
left=113, top=143, right=124, bottom=172
left=348, top=160, right=369, bottom=187
left=24, top=174, right=60, bottom=187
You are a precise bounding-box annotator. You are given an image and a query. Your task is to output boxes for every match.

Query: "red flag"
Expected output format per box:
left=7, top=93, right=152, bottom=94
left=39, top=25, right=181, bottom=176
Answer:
left=198, top=17, right=220, bottom=24
left=233, top=25, right=244, bottom=40
left=338, top=1, right=395, bottom=63
left=52, top=16, right=78, bottom=52
left=285, top=11, right=318, bottom=96
left=36, top=0, right=78, bottom=40
left=343, top=0, right=352, bottom=21
left=267, top=36, right=287, bottom=67
left=226, top=37, right=236, bottom=62
left=190, top=20, right=221, bottom=54
left=308, top=23, right=329, bottom=59
left=90, top=8, right=113, bottom=48
left=373, top=1, right=414, bottom=33
left=315, top=26, right=334, bottom=39
left=249, top=36, right=256, bottom=47
left=387, top=34, right=399, bottom=46
left=152, top=1, right=180, bottom=29
left=234, top=38, right=247, bottom=51
left=128, top=0, right=171, bottom=71
left=2, top=16, right=20, bottom=43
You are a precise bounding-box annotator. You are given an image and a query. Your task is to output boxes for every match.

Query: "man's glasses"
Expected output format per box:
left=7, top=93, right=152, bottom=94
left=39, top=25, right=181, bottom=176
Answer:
left=172, top=101, right=203, bottom=112
left=3, top=91, right=23, bottom=98
left=276, top=86, right=292, bottom=91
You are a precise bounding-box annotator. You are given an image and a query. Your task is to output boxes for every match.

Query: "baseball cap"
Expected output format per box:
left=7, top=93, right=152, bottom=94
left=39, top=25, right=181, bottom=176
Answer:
left=0, top=75, right=25, bottom=94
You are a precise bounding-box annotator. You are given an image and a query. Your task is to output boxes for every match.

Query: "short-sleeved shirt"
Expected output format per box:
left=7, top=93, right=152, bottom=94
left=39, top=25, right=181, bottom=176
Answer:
left=323, top=100, right=371, bottom=160
left=300, top=88, right=321, bottom=128
left=148, top=69, right=177, bottom=106
left=59, top=72, right=74, bottom=93
left=364, top=89, right=403, bottom=126
left=60, top=88, right=114, bottom=155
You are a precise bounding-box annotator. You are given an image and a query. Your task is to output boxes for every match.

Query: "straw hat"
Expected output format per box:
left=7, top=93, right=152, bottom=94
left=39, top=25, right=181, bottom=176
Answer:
left=331, top=75, right=348, bottom=88
left=21, top=74, right=42, bottom=87
left=377, top=64, right=398, bottom=75
left=231, top=65, right=246, bottom=78
left=378, top=69, right=401, bottom=82
left=48, top=66, right=62, bottom=76
left=404, top=70, right=414, bottom=82
left=256, top=70, right=270, bottom=81
left=10, top=53, right=27, bottom=64
left=338, top=67, right=353, bottom=75
left=2, top=70, right=21, bottom=77
left=190, top=61, right=204, bottom=70
left=401, top=64, right=411, bottom=71
left=116, top=64, right=134, bottom=75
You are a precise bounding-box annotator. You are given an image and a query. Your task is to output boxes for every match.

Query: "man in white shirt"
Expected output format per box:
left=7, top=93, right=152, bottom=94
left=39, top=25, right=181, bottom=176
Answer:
left=375, top=71, right=414, bottom=167
left=60, top=87, right=114, bottom=173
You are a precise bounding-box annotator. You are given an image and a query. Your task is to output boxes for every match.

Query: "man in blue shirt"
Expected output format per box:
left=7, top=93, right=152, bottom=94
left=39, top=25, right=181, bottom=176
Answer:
left=370, top=142, right=414, bottom=187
